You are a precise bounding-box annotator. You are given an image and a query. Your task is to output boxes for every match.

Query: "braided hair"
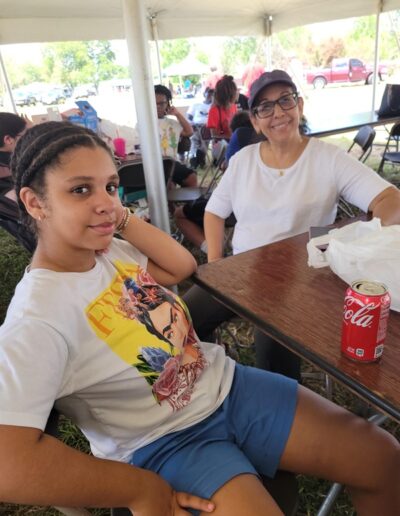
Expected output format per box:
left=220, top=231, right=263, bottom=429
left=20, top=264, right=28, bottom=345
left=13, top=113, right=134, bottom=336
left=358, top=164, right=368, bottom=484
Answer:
left=214, top=75, right=237, bottom=109
left=10, top=121, right=112, bottom=233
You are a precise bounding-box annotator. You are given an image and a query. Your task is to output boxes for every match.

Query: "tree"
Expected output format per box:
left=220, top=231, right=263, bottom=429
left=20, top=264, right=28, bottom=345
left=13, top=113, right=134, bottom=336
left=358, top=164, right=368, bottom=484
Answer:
left=42, top=41, right=128, bottom=88
left=160, top=39, right=191, bottom=68
left=220, top=37, right=261, bottom=75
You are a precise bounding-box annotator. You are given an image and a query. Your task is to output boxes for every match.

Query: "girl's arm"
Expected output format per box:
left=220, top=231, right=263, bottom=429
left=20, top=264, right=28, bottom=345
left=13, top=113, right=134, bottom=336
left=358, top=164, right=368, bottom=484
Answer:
left=119, top=212, right=197, bottom=286
left=204, top=211, right=226, bottom=262
left=0, top=425, right=214, bottom=515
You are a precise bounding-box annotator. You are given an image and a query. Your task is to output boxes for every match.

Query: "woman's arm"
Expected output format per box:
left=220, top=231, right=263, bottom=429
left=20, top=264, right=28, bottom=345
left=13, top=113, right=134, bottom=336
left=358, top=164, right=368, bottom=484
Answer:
left=0, top=425, right=213, bottom=515
left=119, top=212, right=197, bottom=286
left=204, top=211, right=226, bottom=262
left=369, top=185, right=400, bottom=225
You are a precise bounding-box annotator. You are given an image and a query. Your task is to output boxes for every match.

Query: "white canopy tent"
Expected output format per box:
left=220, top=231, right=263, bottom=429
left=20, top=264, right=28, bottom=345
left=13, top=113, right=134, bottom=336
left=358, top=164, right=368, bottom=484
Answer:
left=1, top=0, right=400, bottom=232
left=1, top=1, right=400, bottom=43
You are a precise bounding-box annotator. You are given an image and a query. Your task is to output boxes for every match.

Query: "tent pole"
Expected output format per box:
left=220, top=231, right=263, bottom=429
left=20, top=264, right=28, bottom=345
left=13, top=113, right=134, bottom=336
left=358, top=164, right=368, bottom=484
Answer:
left=0, top=49, right=17, bottom=113
left=371, top=0, right=383, bottom=113
left=121, top=0, right=171, bottom=234
left=149, top=13, right=163, bottom=84
left=263, top=15, right=273, bottom=71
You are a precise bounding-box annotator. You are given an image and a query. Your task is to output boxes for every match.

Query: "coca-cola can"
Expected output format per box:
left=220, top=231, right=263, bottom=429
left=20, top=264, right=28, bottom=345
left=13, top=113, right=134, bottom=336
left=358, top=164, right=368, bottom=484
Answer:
left=341, top=280, right=391, bottom=362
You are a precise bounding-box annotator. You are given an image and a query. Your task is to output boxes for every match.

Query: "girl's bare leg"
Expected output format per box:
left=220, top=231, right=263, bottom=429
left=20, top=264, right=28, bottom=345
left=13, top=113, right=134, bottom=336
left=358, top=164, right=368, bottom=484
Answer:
left=201, top=474, right=283, bottom=516
left=279, top=385, right=400, bottom=516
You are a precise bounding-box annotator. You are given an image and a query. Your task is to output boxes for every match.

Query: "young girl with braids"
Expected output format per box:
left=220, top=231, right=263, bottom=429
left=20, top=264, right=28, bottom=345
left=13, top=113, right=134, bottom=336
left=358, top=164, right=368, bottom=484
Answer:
left=0, top=121, right=399, bottom=516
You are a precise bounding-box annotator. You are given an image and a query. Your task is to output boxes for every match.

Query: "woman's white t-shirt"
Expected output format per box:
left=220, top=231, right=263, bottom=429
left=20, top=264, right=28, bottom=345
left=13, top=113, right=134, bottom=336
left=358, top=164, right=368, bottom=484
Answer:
left=206, top=138, right=391, bottom=255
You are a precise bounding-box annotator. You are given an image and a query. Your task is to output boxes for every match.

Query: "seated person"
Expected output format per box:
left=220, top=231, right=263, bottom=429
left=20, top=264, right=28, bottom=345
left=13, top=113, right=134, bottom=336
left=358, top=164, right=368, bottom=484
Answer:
left=0, top=121, right=399, bottom=516
left=184, top=70, right=400, bottom=381
left=154, top=84, right=197, bottom=188
left=186, top=87, right=214, bottom=169
left=174, top=111, right=259, bottom=253
left=236, top=90, right=249, bottom=111
left=0, top=112, right=28, bottom=201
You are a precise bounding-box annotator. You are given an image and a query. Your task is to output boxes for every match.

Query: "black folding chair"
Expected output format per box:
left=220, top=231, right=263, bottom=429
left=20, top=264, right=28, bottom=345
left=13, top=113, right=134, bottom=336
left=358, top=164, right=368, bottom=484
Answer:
left=347, top=125, right=376, bottom=163
left=117, top=157, right=175, bottom=204
left=339, top=125, right=377, bottom=218
left=377, top=122, right=400, bottom=182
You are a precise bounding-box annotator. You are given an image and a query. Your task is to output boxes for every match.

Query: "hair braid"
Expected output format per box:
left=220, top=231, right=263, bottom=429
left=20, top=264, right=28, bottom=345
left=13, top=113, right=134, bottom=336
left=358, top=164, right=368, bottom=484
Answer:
left=10, top=121, right=112, bottom=232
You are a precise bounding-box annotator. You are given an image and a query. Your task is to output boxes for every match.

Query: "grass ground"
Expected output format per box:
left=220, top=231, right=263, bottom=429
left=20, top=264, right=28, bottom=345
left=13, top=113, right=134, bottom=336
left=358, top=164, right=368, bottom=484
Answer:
left=0, top=132, right=399, bottom=515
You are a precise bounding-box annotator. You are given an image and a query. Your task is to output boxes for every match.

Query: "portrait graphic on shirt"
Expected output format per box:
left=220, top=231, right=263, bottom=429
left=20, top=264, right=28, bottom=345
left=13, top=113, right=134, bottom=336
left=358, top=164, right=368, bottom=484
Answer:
left=86, top=261, right=206, bottom=411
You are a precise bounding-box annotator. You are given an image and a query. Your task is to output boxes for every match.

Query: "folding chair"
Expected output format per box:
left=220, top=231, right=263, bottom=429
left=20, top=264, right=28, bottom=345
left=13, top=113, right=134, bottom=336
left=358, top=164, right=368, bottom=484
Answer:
left=338, top=125, right=377, bottom=219
left=377, top=122, right=400, bottom=183
left=347, top=125, right=376, bottom=163
left=117, top=157, right=174, bottom=204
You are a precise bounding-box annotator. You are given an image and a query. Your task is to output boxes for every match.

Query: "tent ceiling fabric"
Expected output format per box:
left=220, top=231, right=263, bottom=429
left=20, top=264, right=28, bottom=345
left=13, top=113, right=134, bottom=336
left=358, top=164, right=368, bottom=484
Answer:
left=1, top=0, right=400, bottom=44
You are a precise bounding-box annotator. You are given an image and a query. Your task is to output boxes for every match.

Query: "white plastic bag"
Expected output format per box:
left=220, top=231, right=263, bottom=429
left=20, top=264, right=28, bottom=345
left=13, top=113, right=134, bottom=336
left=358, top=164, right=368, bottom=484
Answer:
left=307, top=218, right=400, bottom=311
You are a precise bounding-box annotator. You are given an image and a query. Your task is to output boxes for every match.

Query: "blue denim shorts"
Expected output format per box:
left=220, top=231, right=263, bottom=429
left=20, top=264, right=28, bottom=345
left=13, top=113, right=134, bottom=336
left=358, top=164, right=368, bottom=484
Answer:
left=130, top=363, right=297, bottom=505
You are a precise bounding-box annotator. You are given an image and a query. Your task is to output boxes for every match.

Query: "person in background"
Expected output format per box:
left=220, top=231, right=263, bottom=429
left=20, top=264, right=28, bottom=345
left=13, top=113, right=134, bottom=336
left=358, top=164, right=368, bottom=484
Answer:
left=207, top=75, right=238, bottom=141
left=185, top=70, right=400, bottom=382
left=154, top=84, right=197, bottom=188
left=235, top=90, right=249, bottom=111
left=0, top=120, right=399, bottom=516
left=186, top=87, right=214, bottom=169
left=0, top=112, right=28, bottom=200
left=174, top=111, right=257, bottom=253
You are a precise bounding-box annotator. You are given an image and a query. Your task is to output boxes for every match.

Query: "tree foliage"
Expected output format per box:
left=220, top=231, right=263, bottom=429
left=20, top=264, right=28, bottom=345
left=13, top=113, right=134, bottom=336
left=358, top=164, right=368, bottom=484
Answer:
left=220, top=37, right=261, bottom=75
left=41, top=41, right=128, bottom=88
left=160, top=39, right=191, bottom=68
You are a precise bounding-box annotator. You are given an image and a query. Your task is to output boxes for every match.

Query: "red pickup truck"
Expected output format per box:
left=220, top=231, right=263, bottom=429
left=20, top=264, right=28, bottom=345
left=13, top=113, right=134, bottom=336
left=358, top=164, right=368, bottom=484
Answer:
left=306, top=58, right=388, bottom=89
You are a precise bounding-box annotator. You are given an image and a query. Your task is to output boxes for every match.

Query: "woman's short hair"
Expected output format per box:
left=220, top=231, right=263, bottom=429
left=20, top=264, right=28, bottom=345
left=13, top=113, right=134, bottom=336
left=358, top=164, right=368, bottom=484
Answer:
left=0, top=112, right=27, bottom=147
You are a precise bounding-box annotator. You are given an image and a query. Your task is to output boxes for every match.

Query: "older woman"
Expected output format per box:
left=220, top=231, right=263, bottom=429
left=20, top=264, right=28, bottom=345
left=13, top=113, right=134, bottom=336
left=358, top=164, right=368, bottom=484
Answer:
left=185, top=70, right=400, bottom=380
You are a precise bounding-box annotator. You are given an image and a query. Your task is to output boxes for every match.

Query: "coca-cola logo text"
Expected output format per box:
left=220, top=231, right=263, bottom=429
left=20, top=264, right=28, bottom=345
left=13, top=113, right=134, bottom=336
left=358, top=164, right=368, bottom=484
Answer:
left=343, top=295, right=375, bottom=328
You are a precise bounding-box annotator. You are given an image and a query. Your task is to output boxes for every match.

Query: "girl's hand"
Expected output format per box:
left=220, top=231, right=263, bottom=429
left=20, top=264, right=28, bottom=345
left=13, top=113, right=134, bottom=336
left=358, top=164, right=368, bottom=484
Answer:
left=131, top=469, right=215, bottom=516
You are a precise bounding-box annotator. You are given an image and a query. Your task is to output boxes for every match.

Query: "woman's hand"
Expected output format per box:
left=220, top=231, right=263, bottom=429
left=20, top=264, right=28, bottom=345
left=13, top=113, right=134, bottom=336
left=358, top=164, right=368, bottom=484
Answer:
left=131, top=469, right=215, bottom=516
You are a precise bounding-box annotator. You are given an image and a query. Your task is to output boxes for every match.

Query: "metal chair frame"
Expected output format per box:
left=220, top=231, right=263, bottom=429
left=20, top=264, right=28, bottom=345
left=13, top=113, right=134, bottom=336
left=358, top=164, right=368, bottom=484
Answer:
left=377, top=122, right=400, bottom=179
left=339, top=125, right=377, bottom=218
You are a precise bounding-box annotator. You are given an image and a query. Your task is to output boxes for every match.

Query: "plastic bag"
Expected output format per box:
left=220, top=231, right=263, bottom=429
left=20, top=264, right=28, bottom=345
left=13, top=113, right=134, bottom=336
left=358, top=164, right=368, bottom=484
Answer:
left=307, top=218, right=400, bottom=311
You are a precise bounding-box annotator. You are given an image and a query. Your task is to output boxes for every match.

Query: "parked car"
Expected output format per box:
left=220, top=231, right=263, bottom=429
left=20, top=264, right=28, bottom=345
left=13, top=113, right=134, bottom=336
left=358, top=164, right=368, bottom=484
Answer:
left=306, top=58, right=388, bottom=89
left=73, top=84, right=97, bottom=98
left=13, top=88, right=37, bottom=106
left=40, top=89, right=66, bottom=105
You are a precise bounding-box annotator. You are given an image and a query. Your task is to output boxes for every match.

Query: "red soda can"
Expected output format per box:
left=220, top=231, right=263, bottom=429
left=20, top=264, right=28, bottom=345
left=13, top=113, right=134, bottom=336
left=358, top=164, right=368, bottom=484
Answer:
left=341, top=280, right=391, bottom=362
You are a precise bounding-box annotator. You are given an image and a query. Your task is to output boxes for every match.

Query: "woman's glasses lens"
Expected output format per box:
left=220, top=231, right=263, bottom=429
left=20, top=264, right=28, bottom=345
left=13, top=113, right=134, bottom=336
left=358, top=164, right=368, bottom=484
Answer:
left=255, top=93, right=298, bottom=119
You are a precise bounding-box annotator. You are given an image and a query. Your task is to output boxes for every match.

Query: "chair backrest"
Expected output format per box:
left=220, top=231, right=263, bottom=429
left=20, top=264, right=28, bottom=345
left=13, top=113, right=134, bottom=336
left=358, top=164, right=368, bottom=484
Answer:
left=348, top=125, right=376, bottom=163
left=117, top=158, right=174, bottom=202
left=389, top=121, right=400, bottom=138
left=354, top=125, right=376, bottom=152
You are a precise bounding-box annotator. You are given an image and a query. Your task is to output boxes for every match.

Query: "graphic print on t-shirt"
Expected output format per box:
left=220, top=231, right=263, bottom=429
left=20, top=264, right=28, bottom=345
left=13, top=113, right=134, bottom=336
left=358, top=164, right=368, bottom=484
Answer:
left=86, top=260, right=206, bottom=411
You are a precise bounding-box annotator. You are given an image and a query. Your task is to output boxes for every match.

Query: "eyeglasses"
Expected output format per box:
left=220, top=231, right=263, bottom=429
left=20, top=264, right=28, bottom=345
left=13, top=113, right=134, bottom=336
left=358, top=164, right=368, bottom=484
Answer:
left=253, top=92, right=299, bottom=119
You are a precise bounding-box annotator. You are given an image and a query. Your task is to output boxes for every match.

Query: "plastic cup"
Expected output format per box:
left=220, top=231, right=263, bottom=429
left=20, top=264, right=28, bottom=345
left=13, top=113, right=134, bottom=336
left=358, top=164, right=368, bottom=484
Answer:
left=113, top=137, right=126, bottom=158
